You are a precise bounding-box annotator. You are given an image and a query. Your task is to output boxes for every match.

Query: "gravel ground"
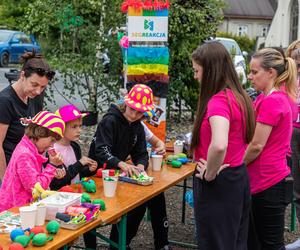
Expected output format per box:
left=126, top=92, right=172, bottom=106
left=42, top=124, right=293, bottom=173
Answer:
left=72, top=113, right=300, bottom=249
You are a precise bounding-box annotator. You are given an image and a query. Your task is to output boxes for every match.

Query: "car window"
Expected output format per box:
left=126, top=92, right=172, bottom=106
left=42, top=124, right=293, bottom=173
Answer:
left=11, top=34, right=21, bottom=44
left=20, top=34, right=32, bottom=43
left=0, top=32, right=11, bottom=42
left=218, top=40, right=242, bottom=56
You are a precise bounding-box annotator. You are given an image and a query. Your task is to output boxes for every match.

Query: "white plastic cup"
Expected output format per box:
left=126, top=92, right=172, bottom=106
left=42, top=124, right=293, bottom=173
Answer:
left=151, top=155, right=163, bottom=171
left=174, top=144, right=183, bottom=155
left=19, top=206, right=37, bottom=229
left=102, top=170, right=110, bottom=178
left=35, top=204, right=47, bottom=226
left=103, top=177, right=118, bottom=197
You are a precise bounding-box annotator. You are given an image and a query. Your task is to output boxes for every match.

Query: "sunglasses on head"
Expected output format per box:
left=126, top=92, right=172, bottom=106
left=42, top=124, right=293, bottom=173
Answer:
left=26, top=67, right=55, bottom=80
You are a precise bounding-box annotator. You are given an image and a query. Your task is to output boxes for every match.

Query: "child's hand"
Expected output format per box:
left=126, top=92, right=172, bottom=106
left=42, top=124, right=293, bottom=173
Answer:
left=88, top=162, right=97, bottom=172
left=118, top=162, right=140, bottom=177
left=154, top=141, right=166, bottom=155
left=80, top=156, right=97, bottom=166
left=55, top=168, right=66, bottom=179
left=49, top=152, right=64, bottom=166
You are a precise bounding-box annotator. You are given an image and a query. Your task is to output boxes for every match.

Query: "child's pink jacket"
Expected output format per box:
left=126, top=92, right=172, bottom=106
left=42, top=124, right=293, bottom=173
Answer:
left=0, top=135, right=56, bottom=212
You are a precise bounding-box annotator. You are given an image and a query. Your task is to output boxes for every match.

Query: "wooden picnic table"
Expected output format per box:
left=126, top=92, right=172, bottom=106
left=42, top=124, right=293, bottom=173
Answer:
left=0, top=159, right=195, bottom=250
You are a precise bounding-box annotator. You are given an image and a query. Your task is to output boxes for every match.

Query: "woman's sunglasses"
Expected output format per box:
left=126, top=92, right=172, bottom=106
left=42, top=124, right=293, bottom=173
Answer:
left=26, top=67, right=56, bottom=80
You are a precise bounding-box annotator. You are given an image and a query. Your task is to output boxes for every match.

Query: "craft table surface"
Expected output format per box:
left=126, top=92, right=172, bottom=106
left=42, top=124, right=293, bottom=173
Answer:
left=0, top=160, right=195, bottom=250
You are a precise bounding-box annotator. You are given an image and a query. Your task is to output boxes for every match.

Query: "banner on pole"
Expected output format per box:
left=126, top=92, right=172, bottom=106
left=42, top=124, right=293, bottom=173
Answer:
left=128, top=16, right=168, bottom=42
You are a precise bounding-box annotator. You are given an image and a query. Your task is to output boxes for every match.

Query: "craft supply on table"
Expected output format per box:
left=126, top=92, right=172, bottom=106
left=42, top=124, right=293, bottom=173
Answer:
left=103, top=177, right=118, bottom=197
left=119, top=171, right=154, bottom=186
left=151, top=154, right=163, bottom=171
left=75, top=178, right=96, bottom=193
left=173, top=140, right=184, bottom=154
left=55, top=203, right=100, bottom=230
left=36, top=192, right=82, bottom=220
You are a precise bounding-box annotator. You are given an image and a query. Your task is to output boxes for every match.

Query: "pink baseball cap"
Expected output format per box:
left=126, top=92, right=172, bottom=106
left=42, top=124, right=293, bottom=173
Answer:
left=55, top=104, right=88, bottom=123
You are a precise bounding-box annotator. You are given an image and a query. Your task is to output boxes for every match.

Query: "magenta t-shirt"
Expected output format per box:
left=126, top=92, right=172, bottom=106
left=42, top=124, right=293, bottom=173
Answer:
left=194, top=89, right=247, bottom=167
left=247, top=91, right=292, bottom=194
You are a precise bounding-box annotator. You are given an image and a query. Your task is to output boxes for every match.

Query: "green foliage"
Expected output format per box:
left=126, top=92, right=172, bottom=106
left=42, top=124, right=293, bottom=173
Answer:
left=22, top=0, right=124, bottom=112
left=168, top=0, right=224, bottom=117
left=217, top=31, right=256, bottom=54
left=0, top=0, right=30, bottom=29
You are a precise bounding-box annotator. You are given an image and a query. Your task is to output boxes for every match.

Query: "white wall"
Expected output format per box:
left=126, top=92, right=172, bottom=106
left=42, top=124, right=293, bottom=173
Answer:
left=218, top=18, right=271, bottom=39
left=265, top=0, right=300, bottom=48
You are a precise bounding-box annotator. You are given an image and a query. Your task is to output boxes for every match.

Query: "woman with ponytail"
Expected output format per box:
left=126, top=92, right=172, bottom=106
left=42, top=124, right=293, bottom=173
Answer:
left=0, top=50, right=55, bottom=182
left=285, top=40, right=300, bottom=250
left=191, top=41, right=255, bottom=250
left=244, top=48, right=297, bottom=250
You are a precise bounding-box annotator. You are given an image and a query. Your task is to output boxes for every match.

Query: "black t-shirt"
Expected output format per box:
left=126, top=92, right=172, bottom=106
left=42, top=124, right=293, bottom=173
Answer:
left=0, top=85, right=43, bottom=163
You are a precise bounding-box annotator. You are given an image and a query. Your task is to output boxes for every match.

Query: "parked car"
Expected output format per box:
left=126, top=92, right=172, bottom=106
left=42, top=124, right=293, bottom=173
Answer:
left=0, top=30, right=41, bottom=67
left=215, top=37, right=247, bottom=85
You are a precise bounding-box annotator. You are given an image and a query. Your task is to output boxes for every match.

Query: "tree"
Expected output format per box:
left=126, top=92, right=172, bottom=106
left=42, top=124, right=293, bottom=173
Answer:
left=23, top=0, right=125, bottom=113
left=168, top=0, right=224, bottom=119
left=0, top=0, right=30, bottom=29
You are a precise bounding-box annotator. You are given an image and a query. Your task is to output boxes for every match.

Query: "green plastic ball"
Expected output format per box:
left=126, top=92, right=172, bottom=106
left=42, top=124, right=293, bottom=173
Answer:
left=81, top=192, right=91, bottom=203
left=46, top=220, right=60, bottom=234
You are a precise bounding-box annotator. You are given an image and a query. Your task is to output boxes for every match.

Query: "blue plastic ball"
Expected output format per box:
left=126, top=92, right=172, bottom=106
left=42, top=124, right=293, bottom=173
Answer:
left=10, top=228, right=24, bottom=241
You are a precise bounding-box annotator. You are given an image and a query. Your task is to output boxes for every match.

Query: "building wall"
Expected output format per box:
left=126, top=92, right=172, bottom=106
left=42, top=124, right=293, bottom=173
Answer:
left=219, top=18, right=272, bottom=39
left=265, top=0, right=300, bottom=48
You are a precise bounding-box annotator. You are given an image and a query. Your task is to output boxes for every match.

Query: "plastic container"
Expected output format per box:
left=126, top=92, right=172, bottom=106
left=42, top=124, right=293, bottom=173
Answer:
left=19, top=206, right=37, bottom=229
left=35, top=204, right=47, bottom=226
left=103, top=177, right=118, bottom=197
left=37, top=192, right=82, bottom=220
left=151, top=155, right=163, bottom=171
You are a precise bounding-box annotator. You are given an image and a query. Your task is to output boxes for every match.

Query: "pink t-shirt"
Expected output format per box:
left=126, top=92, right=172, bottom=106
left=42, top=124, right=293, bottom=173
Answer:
left=54, top=143, right=79, bottom=183
left=194, top=89, right=247, bottom=167
left=247, top=91, right=292, bottom=194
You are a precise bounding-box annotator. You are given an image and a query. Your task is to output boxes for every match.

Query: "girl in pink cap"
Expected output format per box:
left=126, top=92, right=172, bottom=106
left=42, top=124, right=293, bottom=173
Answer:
left=89, top=84, right=171, bottom=250
left=51, top=104, right=97, bottom=250
left=50, top=104, right=97, bottom=190
left=0, top=111, right=65, bottom=212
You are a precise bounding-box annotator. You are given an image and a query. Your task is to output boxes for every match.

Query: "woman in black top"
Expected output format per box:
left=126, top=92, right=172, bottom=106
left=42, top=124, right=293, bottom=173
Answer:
left=0, top=50, right=55, bottom=181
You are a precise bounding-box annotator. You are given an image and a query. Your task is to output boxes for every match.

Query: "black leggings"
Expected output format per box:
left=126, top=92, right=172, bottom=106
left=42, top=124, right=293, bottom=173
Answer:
left=193, top=164, right=250, bottom=250
left=248, top=179, right=292, bottom=250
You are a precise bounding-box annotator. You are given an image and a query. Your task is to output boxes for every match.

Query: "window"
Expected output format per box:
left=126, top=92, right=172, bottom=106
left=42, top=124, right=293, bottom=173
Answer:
left=290, top=0, right=299, bottom=43
left=11, top=34, right=21, bottom=44
left=20, top=34, right=31, bottom=44
left=260, top=25, right=269, bottom=37
left=237, top=25, right=248, bottom=36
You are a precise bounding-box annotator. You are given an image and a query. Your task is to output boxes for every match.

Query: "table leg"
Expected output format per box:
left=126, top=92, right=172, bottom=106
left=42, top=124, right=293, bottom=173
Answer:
left=118, top=214, right=127, bottom=250
left=181, top=179, right=187, bottom=223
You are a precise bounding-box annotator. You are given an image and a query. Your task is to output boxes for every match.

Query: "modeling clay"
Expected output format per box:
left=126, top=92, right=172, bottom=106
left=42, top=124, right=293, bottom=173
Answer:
left=46, top=220, right=60, bottom=234
left=76, top=178, right=96, bottom=193
left=10, top=228, right=24, bottom=241
left=171, top=160, right=182, bottom=168
left=30, top=226, right=45, bottom=235
left=59, top=185, right=74, bottom=192
left=81, top=193, right=91, bottom=203
left=14, top=235, right=31, bottom=247
left=32, top=233, right=53, bottom=246
left=8, top=243, right=24, bottom=250
left=92, top=199, right=106, bottom=211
